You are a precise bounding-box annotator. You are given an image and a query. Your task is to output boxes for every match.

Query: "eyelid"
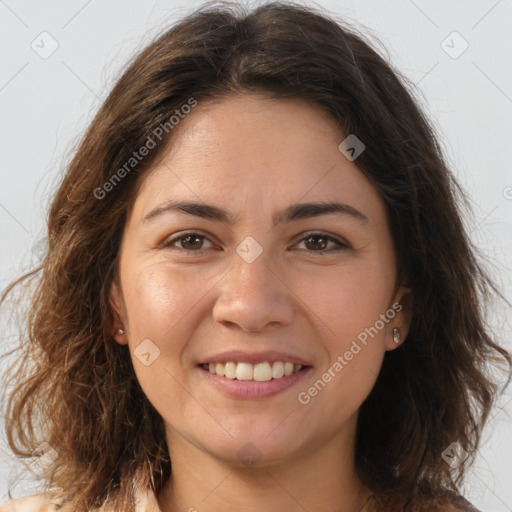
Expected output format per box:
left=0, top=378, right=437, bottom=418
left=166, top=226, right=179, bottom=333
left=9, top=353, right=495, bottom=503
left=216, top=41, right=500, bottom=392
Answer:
left=292, top=230, right=350, bottom=250
left=160, top=229, right=350, bottom=254
left=160, top=230, right=215, bottom=251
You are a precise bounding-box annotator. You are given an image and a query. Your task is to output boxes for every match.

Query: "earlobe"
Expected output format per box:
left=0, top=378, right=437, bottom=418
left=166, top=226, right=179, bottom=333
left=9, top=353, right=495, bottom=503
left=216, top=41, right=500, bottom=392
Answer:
left=392, top=327, right=401, bottom=345
left=385, top=286, right=413, bottom=351
left=385, top=326, right=403, bottom=351
left=109, top=280, right=128, bottom=346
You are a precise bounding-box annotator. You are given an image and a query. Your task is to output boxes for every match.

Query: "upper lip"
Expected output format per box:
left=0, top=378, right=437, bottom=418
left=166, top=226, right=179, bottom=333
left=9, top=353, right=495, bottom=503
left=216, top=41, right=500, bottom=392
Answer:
left=199, top=350, right=313, bottom=366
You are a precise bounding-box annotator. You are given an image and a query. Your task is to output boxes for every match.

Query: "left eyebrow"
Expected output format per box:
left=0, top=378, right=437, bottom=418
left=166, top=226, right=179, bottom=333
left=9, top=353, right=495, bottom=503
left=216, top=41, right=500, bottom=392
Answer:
left=141, top=200, right=369, bottom=226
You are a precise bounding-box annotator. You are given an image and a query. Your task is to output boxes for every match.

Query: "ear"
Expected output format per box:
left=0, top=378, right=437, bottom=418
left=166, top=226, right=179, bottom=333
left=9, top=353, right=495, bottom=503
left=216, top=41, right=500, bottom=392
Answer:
left=384, top=286, right=413, bottom=352
left=109, top=279, right=128, bottom=346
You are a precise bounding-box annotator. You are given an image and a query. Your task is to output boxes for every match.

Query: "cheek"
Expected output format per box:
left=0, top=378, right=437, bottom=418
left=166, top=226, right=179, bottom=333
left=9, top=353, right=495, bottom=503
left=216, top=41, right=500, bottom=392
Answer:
left=298, top=259, right=394, bottom=343
left=123, top=263, right=204, bottom=340
left=120, top=263, right=206, bottom=413
left=294, top=260, right=392, bottom=400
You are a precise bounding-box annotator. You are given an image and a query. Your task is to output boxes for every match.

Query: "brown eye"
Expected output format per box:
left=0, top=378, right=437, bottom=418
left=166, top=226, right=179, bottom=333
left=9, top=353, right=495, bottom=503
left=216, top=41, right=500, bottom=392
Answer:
left=180, top=234, right=205, bottom=250
left=161, top=231, right=348, bottom=254
left=304, top=235, right=329, bottom=251
left=162, top=232, right=214, bottom=252
left=296, top=232, right=348, bottom=253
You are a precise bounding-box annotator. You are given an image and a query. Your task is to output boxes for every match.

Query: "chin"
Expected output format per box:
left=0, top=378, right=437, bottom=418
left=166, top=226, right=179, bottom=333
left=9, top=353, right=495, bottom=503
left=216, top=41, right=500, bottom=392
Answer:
left=200, top=429, right=307, bottom=469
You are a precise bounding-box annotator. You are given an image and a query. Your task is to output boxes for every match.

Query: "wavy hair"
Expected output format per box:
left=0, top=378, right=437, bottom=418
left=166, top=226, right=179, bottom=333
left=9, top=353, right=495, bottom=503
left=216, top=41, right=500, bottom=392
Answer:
left=1, top=1, right=510, bottom=511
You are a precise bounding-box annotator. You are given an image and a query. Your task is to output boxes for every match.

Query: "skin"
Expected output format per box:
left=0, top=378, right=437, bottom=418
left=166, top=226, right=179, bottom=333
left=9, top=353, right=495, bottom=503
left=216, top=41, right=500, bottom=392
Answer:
left=110, top=94, right=411, bottom=512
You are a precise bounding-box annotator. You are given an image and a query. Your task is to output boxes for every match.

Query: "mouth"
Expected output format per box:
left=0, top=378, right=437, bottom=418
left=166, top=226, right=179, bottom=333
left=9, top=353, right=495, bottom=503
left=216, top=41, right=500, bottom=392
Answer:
left=200, top=361, right=309, bottom=381
left=197, top=360, right=313, bottom=399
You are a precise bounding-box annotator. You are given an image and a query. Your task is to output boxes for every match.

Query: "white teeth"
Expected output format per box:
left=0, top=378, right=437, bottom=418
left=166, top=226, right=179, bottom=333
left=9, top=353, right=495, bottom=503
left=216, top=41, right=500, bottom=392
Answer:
left=271, top=361, right=284, bottom=379
left=205, top=361, right=303, bottom=380
left=215, top=363, right=225, bottom=377
left=224, top=362, right=236, bottom=379
left=253, top=362, right=272, bottom=382
left=235, top=362, right=253, bottom=381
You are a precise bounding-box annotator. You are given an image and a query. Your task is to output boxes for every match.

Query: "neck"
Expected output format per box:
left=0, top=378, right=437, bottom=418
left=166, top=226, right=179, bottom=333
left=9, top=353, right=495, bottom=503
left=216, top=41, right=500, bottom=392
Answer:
left=157, top=418, right=373, bottom=512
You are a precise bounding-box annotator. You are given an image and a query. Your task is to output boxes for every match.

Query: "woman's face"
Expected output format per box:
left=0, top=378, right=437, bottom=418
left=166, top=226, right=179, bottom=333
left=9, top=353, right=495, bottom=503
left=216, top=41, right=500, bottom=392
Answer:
left=110, top=94, right=410, bottom=467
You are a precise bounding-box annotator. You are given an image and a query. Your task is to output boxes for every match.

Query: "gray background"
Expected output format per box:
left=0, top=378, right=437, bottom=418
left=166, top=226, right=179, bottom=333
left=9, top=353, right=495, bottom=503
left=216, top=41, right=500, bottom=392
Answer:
left=1, top=0, right=511, bottom=509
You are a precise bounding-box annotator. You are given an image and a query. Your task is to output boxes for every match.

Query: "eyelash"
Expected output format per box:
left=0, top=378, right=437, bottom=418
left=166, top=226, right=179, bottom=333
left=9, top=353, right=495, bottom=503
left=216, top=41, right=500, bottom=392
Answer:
left=160, top=230, right=349, bottom=255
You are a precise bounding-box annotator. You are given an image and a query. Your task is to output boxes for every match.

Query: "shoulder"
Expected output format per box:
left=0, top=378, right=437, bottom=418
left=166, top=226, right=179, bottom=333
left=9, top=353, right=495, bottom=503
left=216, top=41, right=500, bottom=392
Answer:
left=417, top=492, right=480, bottom=511
left=0, top=493, right=65, bottom=512
left=0, top=487, right=159, bottom=512
left=371, top=491, right=480, bottom=512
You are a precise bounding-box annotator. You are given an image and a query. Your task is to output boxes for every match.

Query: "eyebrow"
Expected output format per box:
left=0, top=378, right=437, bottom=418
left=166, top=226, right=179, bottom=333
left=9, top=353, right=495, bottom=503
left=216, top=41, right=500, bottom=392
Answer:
left=141, top=200, right=369, bottom=226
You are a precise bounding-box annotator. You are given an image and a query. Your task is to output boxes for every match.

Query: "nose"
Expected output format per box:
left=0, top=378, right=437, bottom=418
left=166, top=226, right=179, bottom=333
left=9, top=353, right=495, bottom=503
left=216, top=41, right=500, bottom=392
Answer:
left=212, top=249, right=296, bottom=333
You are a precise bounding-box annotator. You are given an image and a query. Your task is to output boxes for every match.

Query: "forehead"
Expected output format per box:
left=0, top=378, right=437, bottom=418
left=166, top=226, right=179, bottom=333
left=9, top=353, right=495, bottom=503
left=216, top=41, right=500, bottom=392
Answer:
left=155, top=94, right=343, bottom=175
left=131, top=94, right=385, bottom=224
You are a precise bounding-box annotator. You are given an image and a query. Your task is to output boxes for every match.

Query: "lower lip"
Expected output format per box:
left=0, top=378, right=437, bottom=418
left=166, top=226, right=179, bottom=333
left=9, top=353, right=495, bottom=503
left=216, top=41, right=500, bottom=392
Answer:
left=197, top=366, right=313, bottom=399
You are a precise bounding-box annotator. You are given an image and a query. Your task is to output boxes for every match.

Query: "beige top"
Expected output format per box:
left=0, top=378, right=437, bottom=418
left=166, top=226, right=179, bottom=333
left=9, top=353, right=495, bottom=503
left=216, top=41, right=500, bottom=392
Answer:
left=0, top=487, right=161, bottom=512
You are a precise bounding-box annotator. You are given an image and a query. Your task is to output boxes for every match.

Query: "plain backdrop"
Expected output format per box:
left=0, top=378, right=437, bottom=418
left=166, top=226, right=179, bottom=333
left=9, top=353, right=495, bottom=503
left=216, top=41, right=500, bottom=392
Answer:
left=1, top=0, right=511, bottom=510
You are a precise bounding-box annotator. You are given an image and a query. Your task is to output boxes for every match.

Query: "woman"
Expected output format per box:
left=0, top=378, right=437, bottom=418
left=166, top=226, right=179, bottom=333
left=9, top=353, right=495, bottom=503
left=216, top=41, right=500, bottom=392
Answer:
left=1, top=1, right=510, bottom=511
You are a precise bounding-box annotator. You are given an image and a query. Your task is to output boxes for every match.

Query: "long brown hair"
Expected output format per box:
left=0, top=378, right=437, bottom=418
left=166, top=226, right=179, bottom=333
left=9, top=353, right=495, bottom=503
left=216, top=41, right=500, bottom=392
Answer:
left=1, top=1, right=510, bottom=511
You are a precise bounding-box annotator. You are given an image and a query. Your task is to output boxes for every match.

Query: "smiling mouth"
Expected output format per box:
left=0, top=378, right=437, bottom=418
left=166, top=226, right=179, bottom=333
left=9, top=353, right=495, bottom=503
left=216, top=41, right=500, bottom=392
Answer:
left=200, top=361, right=309, bottom=381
